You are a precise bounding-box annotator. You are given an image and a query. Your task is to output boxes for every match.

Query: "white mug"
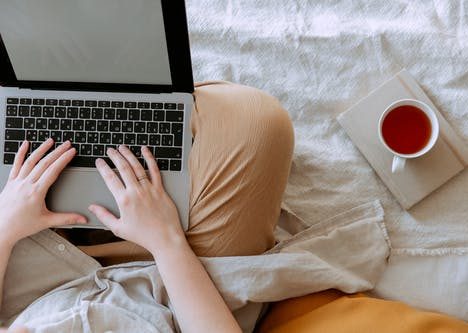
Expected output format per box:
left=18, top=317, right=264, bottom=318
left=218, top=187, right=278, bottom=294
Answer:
left=378, top=99, right=439, bottom=173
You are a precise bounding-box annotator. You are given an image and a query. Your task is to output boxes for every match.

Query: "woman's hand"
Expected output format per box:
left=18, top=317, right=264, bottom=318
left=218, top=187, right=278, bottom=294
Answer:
left=0, top=139, right=87, bottom=248
left=89, top=145, right=185, bottom=254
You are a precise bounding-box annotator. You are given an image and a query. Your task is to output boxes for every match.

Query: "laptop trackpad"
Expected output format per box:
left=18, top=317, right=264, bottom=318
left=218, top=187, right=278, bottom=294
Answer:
left=47, top=169, right=119, bottom=229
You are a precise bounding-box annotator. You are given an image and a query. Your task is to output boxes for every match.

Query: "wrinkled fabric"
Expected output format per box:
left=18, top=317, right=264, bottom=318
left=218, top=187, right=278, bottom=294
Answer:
left=7, top=201, right=389, bottom=333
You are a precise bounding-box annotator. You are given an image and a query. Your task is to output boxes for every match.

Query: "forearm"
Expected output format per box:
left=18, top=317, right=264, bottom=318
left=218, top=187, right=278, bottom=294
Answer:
left=151, top=237, right=241, bottom=333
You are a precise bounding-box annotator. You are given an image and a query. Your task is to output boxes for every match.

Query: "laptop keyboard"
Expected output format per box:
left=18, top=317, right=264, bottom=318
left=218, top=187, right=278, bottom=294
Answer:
left=3, top=98, right=184, bottom=171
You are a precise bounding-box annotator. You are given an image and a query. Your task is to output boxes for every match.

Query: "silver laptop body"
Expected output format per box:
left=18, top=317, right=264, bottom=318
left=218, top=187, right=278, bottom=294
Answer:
left=0, top=1, right=194, bottom=230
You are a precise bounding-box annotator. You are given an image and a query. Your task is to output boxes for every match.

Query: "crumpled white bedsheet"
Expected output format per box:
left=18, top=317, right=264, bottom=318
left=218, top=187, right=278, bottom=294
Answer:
left=187, top=0, right=468, bottom=321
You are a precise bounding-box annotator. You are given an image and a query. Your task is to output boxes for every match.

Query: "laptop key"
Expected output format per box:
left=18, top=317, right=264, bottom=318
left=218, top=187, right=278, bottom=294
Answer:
left=153, top=110, right=165, bottom=121
left=36, top=118, right=47, bottom=130
left=174, top=133, right=183, bottom=147
left=129, top=145, right=142, bottom=157
left=50, top=131, right=62, bottom=142
left=62, top=131, right=74, bottom=142
left=149, top=134, right=161, bottom=146
left=60, top=119, right=72, bottom=130
left=6, top=105, right=18, bottom=116
left=124, top=133, right=136, bottom=145
left=38, top=130, right=50, bottom=141
left=166, top=111, right=184, bottom=122
left=4, top=153, right=15, bottom=165
left=80, top=144, right=92, bottom=155
left=5, top=130, right=25, bottom=141
left=138, top=102, right=150, bottom=109
left=112, top=133, right=123, bottom=144
left=43, top=107, right=54, bottom=117
left=141, top=109, right=152, bottom=121
left=46, top=99, right=58, bottom=106
left=147, top=122, right=158, bottom=133
left=55, top=107, right=66, bottom=118
left=93, top=144, right=105, bottom=156
left=48, top=119, right=60, bottom=130
left=98, top=101, right=110, bottom=107
left=85, top=120, right=97, bottom=131
left=19, top=106, right=30, bottom=117
left=59, top=100, right=71, bottom=106
left=7, top=98, right=19, bottom=104
left=104, top=108, right=115, bottom=119
left=162, top=135, right=173, bottom=146
left=67, top=107, right=79, bottom=118
left=137, top=134, right=148, bottom=145
left=87, top=132, right=99, bottom=143
left=111, top=101, right=123, bottom=108
left=24, top=118, right=35, bottom=129
left=73, top=120, right=84, bottom=131
left=156, top=158, right=169, bottom=170
left=30, top=106, right=42, bottom=117
left=159, top=123, right=170, bottom=134
left=116, top=109, right=128, bottom=120
left=170, top=159, right=182, bottom=171
left=110, top=121, right=121, bottom=132
left=92, top=108, right=103, bottom=119
left=70, top=156, right=99, bottom=168
left=97, top=120, right=109, bottom=131
left=75, top=132, right=87, bottom=143
left=72, top=100, right=84, bottom=107
left=154, top=147, right=182, bottom=159
left=177, top=103, right=185, bottom=111
left=26, top=130, right=38, bottom=141
left=6, top=117, right=23, bottom=129
left=31, top=142, right=42, bottom=151
left=79, top=108, right=91, bottom=119
left=122, top=121, right=133, bottom=132
left=100, top=133, right=112, bottom=144
left=85, top=101, right=98, bottom=107
left=134, top=122, right=146, bottom=133
left=129, top=109, right=140, bottom=120
left=151, top=103, right=163, bottom=109
left=4, top=141, right=19, bottom=153
left=33, top=99, right=45, bottom=106
left=164, top=103, right=177, bottom=110
left=20, top=98, right=32, bottom=105
left=124, top=102, right=136, bottom=108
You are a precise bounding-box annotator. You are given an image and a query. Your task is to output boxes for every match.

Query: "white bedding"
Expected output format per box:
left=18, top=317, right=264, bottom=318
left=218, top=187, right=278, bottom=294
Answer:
left=187, top=0, right=468, bottom=321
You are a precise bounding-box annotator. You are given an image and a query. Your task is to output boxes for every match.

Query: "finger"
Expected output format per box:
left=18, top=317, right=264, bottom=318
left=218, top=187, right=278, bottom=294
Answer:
left=8, top=140, right=29, bottom=180
left=118, top=145, right=148, bottom=184
left=106, top=148, right=138, bottom=188
left=36, top=148, right=76, bottom=191
left=18, top=138, right=54, bottom=178
left=95, top=158, right=125, bottom=197
left=46, top=211, right=87, bottom=227
left=27, top=141, right=71, bottom=182
left=88, top=204, right=119, bottom=231
left=142, top=146, right=162, bottom=186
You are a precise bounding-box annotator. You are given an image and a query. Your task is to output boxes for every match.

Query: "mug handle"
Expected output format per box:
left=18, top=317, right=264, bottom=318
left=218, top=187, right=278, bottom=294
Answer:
left=392, top=155, right=406, bottom=173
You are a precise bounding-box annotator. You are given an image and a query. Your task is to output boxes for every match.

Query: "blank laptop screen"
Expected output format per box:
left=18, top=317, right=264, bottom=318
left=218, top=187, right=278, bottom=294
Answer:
left=0, top=0, right=172, bottom=85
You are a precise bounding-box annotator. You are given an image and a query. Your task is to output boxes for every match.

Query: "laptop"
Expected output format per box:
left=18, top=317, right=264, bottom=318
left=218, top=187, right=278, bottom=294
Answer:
left=0, top=0, right=193, bottom=230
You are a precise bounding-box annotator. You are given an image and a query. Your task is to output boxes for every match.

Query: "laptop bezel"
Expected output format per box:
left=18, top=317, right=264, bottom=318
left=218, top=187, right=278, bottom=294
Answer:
left=0, top=0, right=194, bottom=94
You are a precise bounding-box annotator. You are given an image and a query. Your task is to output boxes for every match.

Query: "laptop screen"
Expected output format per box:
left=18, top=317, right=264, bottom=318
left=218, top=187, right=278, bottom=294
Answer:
left=0, top=0, right=193, bottom=93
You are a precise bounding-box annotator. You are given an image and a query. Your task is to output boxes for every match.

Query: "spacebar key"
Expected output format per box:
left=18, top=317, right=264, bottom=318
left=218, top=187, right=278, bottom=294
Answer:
left=70, top=156, right=98, bottom=168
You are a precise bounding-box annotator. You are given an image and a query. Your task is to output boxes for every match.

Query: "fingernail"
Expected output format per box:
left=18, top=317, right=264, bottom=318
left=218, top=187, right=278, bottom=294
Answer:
left=88, top=205, right=94, bottom=211
left=95, top=158, right=104, bottom=166
left=142, top=146, right=148, bottom=151
left=77, top=218, right=87, bottom=224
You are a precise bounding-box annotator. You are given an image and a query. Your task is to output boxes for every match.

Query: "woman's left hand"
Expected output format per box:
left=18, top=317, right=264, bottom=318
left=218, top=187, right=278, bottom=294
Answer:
left=0, top=139, right=87, bottom=248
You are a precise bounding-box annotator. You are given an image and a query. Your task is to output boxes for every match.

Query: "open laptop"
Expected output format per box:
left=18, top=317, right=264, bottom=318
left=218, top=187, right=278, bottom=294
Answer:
left=0, top=0, right=193, bottom=230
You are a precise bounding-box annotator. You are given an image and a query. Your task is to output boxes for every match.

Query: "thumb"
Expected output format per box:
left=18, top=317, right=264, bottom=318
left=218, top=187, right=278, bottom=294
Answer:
left=88, top=204, right=118, bottom=230
left=46, top=212, right=87, bottom=227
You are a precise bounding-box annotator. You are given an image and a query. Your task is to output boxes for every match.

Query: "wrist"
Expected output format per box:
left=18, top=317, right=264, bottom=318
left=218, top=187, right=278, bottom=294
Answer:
left=148, top=225, right=188, bottom=257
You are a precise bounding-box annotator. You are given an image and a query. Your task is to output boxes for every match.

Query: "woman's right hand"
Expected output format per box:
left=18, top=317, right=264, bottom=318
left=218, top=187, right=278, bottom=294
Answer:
left=89, top=145, right=186, bottom=254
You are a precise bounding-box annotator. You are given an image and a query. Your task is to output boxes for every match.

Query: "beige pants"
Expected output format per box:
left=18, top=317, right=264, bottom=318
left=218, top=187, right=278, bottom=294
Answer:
left=67, top=81, right=295, bottom=265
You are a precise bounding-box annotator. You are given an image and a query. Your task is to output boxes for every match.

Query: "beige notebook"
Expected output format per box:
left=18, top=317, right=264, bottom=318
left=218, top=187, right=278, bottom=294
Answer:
left=337, top=69, right=468, bottom=209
